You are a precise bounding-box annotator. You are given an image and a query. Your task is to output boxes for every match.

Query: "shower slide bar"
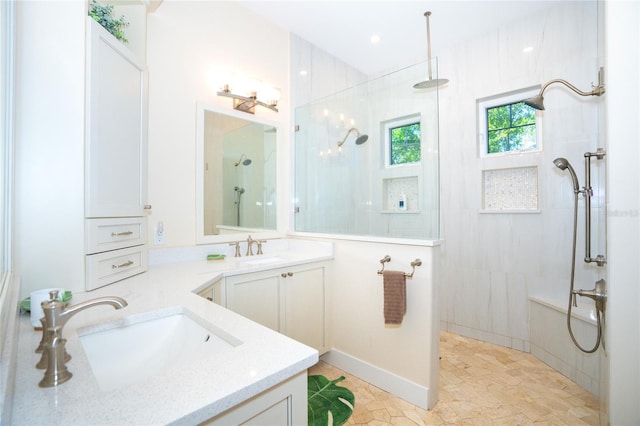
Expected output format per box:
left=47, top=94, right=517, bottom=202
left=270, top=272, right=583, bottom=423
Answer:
left=583, top=148, right=607, bottom=266
left=377, top=255, right=422, bottom=278
left=554, top=149, right=607, bottom=353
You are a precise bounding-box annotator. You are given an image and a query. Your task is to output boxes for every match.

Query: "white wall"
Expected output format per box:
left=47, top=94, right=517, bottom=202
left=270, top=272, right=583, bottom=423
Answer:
left=145, top=0, right=289, bottom=248
left=438, top=2, right=604, bottom=352
left=606, top=1, right=640, bottom=423
left=322, top=239, right=440, bottom=409
left=14, top=1, right=86, bottom=296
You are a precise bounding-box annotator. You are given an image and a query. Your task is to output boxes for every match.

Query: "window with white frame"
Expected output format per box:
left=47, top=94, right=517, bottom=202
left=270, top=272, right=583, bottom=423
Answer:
left=477, top=88, right=541, bottom=157
left=383, top=114, right=421, bottom=167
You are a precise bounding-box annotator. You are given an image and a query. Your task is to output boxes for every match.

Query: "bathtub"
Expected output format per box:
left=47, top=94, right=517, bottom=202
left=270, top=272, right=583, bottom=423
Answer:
left=528, top=296, right=603, bottom=396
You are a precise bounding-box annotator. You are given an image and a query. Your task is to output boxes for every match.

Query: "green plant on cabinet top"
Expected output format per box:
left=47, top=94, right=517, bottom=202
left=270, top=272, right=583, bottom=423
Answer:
left=88, top=0, right=129, bottom=43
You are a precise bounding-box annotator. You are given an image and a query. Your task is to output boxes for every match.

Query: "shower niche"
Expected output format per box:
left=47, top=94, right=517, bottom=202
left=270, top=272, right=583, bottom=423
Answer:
left=481, top=166, right=539, bottom=212
left=294, top=59, right=441, bottom=240
left=382, top=176, right=419, bottom=213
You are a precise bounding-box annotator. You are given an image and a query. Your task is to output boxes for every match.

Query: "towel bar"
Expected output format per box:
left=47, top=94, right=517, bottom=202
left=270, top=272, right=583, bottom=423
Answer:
left=377, top=255, right=422, bottom=278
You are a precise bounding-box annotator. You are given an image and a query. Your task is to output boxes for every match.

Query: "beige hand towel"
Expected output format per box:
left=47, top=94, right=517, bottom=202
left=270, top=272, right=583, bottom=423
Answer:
left=383, top=270, right=406, bottom=325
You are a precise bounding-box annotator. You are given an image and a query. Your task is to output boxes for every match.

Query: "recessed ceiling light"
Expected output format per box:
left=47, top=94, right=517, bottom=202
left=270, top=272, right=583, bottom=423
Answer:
left=522, top=46, right=534, bottom=53
left=299, top=70, right=308, bottom=76
left=370, top=34, right=381, bottom=45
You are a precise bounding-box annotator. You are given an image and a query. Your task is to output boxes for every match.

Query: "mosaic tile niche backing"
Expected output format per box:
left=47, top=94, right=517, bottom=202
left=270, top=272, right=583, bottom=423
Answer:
left=383, top=176, right=419, bottom=212
left=482, top=166, right=538, bottom=211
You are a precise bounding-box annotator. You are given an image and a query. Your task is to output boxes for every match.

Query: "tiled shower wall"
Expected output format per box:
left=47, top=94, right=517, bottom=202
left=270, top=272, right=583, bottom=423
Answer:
left=292, top=61, right=440, bottom=239
left=290, top=0, right=605, bottom=396
left=437, top=0, right=605, bottom=356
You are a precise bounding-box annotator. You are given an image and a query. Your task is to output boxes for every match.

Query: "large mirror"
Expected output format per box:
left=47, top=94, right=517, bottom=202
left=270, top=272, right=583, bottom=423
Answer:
left=196, top=103, right=280, bottom=244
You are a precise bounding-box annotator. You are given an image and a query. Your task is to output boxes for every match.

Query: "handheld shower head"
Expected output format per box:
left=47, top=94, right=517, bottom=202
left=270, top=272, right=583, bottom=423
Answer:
left=338, top=128, right=368, bottom=148
left=553, top=157, right=580, bottom=192
left=234, top=154, right=252, bottom=167
left=553, top=157, right=569, bottom=170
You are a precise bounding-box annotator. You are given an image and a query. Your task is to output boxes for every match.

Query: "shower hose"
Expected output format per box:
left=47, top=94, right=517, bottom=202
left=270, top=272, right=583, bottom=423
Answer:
left=567, top=190, right=605, bottom=354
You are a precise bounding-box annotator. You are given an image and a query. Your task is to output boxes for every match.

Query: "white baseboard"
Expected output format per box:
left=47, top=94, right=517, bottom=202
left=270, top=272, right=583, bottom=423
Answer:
left=320, top=349, right=432, bottom=410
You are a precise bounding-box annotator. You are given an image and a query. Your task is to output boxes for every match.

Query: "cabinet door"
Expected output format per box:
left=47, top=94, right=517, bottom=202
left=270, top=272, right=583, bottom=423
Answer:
left=226, top=274, right=280, bottom=331
left=197, top=281, right=223, bottom=305
left=282, top=267, right=325, bottom=352
left=85, top=17, right=148, bottom=218
left=202, top=372, right=306, bottom=426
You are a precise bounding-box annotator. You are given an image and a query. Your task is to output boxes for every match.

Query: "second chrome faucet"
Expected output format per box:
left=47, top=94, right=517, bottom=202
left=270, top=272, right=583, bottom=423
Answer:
left=230, top=235, right=267, bottom=257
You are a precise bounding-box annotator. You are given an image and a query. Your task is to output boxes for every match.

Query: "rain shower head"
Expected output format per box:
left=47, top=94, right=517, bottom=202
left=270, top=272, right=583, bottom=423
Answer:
left=234, top=154, right=252, bottom=167
left=553, top=157, right=580, bottom=192
left=337, top=128, right=369, bottom=148
left=414, top=78, right=449, bottom=89
left=414, top=11, right=449, bottom=89
left=525, top=68, right=606, bottom=111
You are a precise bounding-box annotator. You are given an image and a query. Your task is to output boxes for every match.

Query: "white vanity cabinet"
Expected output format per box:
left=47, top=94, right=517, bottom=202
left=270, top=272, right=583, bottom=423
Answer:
left=202, top=372, right=307, bottom=425
left=84, top=17, right=149, bottom=290
left=226, top=271, right=280, bottom=331
left=197, top=279, right=223, bottom=305
left=222, top=262, right=328, bottom=353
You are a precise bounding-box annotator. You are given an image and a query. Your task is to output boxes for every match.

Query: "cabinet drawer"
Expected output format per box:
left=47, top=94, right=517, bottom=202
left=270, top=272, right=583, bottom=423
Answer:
left=85, top=245, right=148, bottom=291
left=86, top=217, right=147, bottom=254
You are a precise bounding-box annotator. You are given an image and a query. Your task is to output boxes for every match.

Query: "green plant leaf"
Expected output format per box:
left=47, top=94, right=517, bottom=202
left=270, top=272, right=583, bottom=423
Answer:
left=308, top=375, right=355, bottom=426
left=88, top=0, right=129, bottom=43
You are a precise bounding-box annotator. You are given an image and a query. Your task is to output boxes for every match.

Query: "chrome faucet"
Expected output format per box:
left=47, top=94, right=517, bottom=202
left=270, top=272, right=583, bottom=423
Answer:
left=256, top=239, right=266, bottom=255
left=245, top=236, right=267, bottom=256
left=229, top=241, right=241, bottom=257
left=243, top=235, right=267, bottom=256
left=37, top=290, right=127, bottom=388
left=246, top=235, right=256, bottom=256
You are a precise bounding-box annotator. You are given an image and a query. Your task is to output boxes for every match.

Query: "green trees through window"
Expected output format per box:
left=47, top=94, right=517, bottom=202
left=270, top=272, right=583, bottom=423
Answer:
left=487, top=102, right=536, bottom=154
left=390, top=122, right=421, bottom=165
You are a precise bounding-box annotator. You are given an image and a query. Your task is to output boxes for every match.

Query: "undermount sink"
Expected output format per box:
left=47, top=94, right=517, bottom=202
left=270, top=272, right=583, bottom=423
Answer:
left=239, top=256, right=284, bottom=266
left=78, top=309, right=241, bottom=391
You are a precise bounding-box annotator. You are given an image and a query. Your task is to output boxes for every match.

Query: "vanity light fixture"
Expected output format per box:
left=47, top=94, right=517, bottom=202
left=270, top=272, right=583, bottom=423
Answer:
left=217, top=84, right=279, bottom=114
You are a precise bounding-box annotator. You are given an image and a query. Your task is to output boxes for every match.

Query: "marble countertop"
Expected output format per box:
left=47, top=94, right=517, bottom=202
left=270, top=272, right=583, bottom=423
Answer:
left=11, top=240, right=332, bottom=425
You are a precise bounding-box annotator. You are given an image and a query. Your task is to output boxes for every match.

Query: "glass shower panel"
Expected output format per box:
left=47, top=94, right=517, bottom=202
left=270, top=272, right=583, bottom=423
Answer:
left=294, top=60, right=441, bottom=240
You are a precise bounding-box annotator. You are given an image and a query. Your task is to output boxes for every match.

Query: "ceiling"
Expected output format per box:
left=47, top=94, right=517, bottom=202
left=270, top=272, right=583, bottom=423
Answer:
left=238, top=1, right=568, bottom=76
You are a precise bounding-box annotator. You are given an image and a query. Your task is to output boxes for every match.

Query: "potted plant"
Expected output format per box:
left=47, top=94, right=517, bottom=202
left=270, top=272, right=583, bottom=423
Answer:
left=88, top=0, right=129, bottom=43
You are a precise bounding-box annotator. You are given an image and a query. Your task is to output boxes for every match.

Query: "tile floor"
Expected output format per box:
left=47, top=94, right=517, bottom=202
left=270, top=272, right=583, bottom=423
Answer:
left=308, top=331, right=600, bottom=425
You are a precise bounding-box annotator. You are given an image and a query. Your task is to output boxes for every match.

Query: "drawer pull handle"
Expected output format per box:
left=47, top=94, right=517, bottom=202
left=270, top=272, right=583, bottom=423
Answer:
left=112, top=260, right=134, bottom=269
left=111, top=231, right=134, bottom=237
